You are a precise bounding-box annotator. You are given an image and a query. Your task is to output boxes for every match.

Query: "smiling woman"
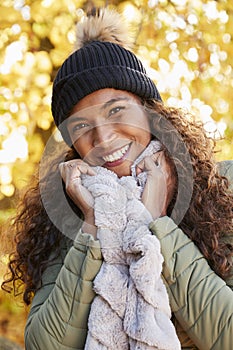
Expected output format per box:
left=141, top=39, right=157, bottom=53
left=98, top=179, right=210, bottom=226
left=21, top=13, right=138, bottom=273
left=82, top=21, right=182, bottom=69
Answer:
left=66, top=89, right=151, bottom=177
left=1, top=7, right=233, bottom=350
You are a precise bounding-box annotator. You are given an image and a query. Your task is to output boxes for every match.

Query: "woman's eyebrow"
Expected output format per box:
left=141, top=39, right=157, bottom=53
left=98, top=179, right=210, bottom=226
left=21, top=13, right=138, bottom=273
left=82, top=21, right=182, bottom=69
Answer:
left=68, top=115, right=86, bottom=123
left=100, top=97, right=129, bottom=111
left=68, top=97, right=129, bottom=122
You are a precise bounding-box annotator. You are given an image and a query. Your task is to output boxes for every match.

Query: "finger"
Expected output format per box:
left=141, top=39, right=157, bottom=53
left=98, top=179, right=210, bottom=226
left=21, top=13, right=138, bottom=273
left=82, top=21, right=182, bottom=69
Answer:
left=59, top=161, right=96, bottom=178
left=136, top=157, right=153, bottom=175
left=75, top=164, right=96, bottom=176
left=157, top=151, right=166, bottom=167
left=58, top=162, right=82, bottom=184
left=157, top=152, right=172, bottom=179
left=136, top=162, right=144, bottom=175
left=150, top=151, right=163, bottom=165
left=136, top=154, right=162, bottom=176
left=69, top=159, right=95, bottom=172
left=136, top=149, right=164, bottom=173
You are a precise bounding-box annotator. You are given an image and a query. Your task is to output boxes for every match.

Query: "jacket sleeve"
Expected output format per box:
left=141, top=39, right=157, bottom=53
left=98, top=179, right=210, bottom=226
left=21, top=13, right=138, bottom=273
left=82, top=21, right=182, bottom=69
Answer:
left=25, top=231, right=102, bottom=350
left=150, top=216, right=233, bottom=350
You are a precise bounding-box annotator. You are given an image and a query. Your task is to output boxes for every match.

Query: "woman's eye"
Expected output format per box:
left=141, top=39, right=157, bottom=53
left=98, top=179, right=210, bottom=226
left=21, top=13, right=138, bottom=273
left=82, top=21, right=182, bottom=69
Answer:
left=108, top=106, right=125, bottom=117
left=72, top=123, right=88, bottom=133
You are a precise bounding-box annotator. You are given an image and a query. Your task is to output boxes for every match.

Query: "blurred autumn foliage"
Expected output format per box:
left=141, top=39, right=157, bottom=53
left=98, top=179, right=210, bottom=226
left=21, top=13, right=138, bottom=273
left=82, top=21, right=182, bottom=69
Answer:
left=0, top=0, right=233, bottom=347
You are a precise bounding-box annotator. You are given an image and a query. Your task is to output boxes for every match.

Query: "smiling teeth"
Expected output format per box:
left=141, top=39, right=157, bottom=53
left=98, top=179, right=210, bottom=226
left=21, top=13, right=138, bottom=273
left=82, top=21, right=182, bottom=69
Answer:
left=103, top=144, right=129, bottom=163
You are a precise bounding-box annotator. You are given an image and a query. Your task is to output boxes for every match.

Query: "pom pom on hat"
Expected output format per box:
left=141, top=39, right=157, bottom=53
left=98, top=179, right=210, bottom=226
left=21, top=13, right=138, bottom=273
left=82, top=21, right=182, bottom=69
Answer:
left=75, top=7, right=133, bottom=50
left=51, top=7, right=162, bottom=145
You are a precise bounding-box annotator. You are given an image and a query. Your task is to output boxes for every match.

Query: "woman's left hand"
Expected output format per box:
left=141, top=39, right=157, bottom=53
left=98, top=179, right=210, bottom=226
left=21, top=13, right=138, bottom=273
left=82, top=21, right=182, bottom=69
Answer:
left=136, top=151, right=175, bottom=220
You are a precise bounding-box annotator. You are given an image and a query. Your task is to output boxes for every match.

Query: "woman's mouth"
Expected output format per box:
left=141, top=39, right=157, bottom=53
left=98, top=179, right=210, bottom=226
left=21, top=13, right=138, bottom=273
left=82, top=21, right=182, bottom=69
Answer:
left=102, top=144, right=130, bottom=167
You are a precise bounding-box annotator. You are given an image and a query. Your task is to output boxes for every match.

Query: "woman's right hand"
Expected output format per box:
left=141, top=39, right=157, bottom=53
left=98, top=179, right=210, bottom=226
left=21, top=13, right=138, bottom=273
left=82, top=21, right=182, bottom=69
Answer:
left=59, top=160, right=97, bottom=236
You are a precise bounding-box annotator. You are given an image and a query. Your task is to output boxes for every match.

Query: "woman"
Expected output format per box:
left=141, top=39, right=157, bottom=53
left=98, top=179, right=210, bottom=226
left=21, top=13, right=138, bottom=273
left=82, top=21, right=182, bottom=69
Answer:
left=2, top=8, right=233, bottom=350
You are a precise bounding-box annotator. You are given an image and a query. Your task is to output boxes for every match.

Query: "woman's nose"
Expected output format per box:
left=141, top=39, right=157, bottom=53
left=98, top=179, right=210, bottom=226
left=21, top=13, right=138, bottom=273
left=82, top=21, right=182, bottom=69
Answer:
left=93, top=123, right=116, bottom=147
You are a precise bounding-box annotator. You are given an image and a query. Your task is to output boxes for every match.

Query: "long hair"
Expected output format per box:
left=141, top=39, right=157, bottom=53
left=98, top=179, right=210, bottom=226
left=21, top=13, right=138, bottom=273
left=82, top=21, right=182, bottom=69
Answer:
left=146, top=100, right=233, bottom=279
left=1, top=100, right=233, bottom=304
left=1, top=146, right=81, bottom=305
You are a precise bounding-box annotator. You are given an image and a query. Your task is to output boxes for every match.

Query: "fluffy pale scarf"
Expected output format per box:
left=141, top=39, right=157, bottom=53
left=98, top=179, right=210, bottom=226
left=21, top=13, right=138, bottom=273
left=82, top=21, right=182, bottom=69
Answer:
left=81, top=141, right=181, bottom=350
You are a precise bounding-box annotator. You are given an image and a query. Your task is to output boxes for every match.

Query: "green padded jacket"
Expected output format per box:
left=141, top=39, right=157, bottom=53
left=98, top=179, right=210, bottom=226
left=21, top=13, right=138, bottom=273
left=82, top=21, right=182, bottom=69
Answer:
left=25, top=161, right=233, bottom=350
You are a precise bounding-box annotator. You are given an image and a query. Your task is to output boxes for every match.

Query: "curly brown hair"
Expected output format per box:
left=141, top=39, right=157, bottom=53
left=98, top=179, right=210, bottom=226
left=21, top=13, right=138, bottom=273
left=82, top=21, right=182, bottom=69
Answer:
left=1, top=100, right=233, bottom=305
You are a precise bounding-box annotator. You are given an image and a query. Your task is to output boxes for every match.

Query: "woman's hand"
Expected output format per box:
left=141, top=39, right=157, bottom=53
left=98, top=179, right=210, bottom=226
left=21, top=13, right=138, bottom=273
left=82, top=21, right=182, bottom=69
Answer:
left=59, top=160, right=97, bottom=237
left=136, top=151, right=176, bottom=220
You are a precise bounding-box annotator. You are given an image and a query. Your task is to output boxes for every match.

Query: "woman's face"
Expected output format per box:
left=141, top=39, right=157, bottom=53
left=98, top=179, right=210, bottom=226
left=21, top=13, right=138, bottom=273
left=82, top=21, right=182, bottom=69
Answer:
left=67, top=88, right=151, bottom=177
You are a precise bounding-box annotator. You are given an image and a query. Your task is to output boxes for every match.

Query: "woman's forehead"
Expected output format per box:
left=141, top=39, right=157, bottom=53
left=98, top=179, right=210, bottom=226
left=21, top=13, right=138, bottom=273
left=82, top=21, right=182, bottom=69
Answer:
left=70, top=88, right=141, bottom=115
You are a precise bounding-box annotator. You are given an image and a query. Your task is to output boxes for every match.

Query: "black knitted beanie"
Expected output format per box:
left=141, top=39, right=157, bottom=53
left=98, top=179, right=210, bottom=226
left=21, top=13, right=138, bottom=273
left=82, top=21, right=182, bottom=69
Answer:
left=51, top=8, right=162, bottom=145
